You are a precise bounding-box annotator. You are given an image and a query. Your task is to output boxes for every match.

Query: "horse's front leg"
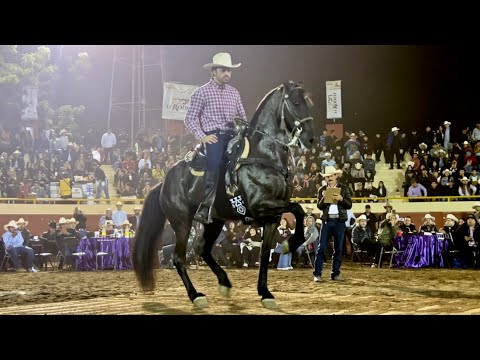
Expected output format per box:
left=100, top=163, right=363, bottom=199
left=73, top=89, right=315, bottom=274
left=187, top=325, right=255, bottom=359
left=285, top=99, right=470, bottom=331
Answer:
left=282, top=202, right=306, bottom=254
left=258, top=222, right=278, bottom=309
left=197, top=220, right=233, bottom=298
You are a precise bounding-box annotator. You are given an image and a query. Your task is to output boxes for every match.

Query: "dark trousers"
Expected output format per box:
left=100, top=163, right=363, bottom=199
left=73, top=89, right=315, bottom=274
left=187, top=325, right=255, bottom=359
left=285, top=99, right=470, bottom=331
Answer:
left=314, top=218, right=346, bottom=278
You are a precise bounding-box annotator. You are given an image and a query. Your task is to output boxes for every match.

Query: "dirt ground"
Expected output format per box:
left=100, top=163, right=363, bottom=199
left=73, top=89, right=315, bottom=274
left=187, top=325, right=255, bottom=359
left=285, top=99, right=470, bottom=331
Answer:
left=0, top=262, right=479, bottom=314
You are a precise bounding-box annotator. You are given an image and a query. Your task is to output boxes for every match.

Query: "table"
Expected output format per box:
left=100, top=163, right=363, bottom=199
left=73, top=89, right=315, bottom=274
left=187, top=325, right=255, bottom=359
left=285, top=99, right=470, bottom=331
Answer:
left=75, top=237, right=133, bottom=271
left=393, top=234, right=449, bottom=268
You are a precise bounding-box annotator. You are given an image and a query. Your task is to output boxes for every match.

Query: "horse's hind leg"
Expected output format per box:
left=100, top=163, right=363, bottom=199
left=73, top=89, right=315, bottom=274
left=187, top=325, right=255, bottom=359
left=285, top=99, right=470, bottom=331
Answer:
left=171, top=219, right=207, bottom=308
left=258, top=222, right=278, bottom=309
left=197, top=219, right=233, bottom=298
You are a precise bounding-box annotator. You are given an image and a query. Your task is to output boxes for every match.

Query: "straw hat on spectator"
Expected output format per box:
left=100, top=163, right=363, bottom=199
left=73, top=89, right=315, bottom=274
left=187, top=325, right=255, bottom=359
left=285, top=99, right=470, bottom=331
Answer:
left=116, top=201, right=123, bottom=206
left=383, top=202, right=393, bottom=209
left=463, top=141, right=470, bottom=145
left=356, top=214, right=368, bottom=223
left=443, top=169, right=451, bottom=175
left=3, top=220, right=18, bottom=231
left=122, top=220, right=132, bottom=227
left=58, top=217, right=68, bottom=225
left=134, top=205, right=142, bottom=211
left=68, top=218, right=79, bottom=225
left=305, top=204, right=314, bottom=211
left=391, top=127, right=400, bottom=132
left=445, top=214, right=458, bottom=222
left=444, top=121, right=451, bottom=126
left=461, top=176, right=470, bottom=182
left=419, top=143, right=427, bottom=148
left=472, top=203, right=480, bottom=210
left=315, top=219, right=322, bottom=225
left=16, top=218, right=29, bottom=226
left=13, top=150, right=21, bottom=155
left=423, top=214, right=435, bottom=221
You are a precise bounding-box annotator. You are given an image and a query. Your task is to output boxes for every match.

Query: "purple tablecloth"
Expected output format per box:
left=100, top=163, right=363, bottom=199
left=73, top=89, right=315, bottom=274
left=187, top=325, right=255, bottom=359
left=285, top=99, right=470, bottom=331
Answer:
left=75, top=237, right=133, bottom=271
left=393, top=234, right=448, bottom=268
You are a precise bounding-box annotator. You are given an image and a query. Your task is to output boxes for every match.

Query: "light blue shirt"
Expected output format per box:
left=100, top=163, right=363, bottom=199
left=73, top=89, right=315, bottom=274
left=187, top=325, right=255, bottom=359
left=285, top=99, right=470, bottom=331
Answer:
left=101, top=132, right=117, bottom=148
left=112, top=210, right=127, bottom=227
left=2, top=231, right=24, bottom=248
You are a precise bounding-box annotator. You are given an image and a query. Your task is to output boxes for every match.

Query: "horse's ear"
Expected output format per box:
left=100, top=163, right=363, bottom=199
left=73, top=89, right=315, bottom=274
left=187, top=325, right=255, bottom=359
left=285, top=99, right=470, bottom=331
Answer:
left=282, top=81, right=296, bottom=90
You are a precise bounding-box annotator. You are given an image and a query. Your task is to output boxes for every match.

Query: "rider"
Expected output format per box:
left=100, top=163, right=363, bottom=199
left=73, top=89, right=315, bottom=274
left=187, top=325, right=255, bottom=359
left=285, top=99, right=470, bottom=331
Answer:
left=184, top=52, right=248, bottom=224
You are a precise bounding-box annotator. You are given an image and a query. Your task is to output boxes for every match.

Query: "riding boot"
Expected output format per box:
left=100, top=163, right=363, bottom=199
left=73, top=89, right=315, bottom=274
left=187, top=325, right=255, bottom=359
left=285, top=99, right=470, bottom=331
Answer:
left=194, top=171, right=219, bottom=224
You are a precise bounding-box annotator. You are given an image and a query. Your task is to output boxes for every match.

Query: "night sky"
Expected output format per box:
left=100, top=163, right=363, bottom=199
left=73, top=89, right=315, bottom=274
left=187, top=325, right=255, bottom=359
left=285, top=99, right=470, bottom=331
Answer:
left=51, top=45, right=479, bottom=138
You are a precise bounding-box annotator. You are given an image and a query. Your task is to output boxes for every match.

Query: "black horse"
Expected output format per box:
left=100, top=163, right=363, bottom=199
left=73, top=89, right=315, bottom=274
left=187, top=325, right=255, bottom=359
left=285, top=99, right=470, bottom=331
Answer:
left=133, top=81, right=315, bottom=309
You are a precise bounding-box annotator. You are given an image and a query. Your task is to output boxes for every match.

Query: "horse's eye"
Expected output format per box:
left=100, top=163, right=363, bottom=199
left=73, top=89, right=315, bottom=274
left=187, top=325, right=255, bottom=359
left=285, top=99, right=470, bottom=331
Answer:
left=294, top=101, right=299, bottom=106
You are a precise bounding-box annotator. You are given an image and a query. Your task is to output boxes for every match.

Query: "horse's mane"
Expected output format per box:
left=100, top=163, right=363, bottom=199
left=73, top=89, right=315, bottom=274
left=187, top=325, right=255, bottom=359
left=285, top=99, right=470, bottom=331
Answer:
left=250, top=85, right=282, bottom=128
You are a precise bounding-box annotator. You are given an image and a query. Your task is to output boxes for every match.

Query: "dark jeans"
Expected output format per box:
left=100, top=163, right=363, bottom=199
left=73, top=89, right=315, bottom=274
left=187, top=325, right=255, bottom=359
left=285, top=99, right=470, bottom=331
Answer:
left=314, top=218, right=346, bottom=279
left=7, top=246, right=35, bottom=270
left=205, top=131, right=233, bottom=172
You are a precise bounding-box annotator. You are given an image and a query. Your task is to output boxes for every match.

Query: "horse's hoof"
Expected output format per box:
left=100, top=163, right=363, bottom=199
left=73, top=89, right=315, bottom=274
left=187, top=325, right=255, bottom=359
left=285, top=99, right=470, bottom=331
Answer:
left=218, top=285, right=232, bottom=298
left=281, top=241, right=290, bottom=254
left=261, top=298, right=278, bottom=310
left=193, top=296, right=209, bottom=308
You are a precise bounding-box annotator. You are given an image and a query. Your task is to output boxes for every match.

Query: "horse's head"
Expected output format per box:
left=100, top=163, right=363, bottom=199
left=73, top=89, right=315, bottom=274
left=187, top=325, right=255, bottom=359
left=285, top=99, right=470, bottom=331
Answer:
left=278, top=81, right=315, bottom=149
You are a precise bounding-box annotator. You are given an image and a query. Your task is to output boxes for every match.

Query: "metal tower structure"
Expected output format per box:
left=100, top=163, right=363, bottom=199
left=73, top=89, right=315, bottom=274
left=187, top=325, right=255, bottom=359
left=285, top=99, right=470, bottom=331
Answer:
left=106, top=45, right=164, bottom=148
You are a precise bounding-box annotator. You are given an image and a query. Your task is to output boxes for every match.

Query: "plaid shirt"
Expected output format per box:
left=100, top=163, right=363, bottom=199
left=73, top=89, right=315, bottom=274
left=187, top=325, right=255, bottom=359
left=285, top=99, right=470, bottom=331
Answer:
left=185, top=79, right=247, bottom=140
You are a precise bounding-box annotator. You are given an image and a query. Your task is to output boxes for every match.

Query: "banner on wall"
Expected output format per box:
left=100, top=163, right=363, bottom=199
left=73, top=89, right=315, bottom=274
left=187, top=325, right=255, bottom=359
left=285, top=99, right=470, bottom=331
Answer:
left=326, top=80, right=342, bottom=119
left=163, top=82, right=199, bottom=121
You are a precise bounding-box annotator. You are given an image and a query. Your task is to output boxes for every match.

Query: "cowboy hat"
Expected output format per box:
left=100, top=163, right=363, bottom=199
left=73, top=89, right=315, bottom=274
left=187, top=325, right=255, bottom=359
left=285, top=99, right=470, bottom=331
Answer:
left=305, top=205, right=314, bottom=210
left=442, top=169, right=451, bottom=175
left=356, top=214, right=368, bottom=223
left=13, top=150, right=21, bottom=155
left=472, top=203, right=480, bottom=209
left=3, top=220, right=18, bottom=231
left=463, top=141, right=470, bottom=145
left=134, top=205, right=142, bottom=211
left=122, top=220, right=132, bottom=227
left=315, top=219, right=322, bottom=225
left=391, top=127, right=400, bottom=132
left=445, top=214, right=458, bottom=222
left=320, top=166, right=342, bottom=177
left=423, top=214, right=435, bottom=220
left=68, top=218, right=79, bottom=224
left=116, top=201, right=123, bottom=206
left=383, top=202, right=393, bottom=209
left=16, top=218, right=29, bottom=226
left=203, top=52, right=241, bottom=70
left=58, top=217, right=68, bottom=225
left=461, top=176, right=469, bottom=182
left=444, top=121, right=451, bottom=125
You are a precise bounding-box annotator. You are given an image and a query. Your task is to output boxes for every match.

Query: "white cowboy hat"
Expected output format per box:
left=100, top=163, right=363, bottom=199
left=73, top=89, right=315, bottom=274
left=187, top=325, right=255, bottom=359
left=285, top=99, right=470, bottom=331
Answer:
left=58, top=217, right=68, bottom=225
left=134, top=205, right=142, bottom=211
left=122, top=220, right=132, bottom=227
left=419, top=142, right=427, bottom=148
left=391, top=127, right=400, bottom=132
left=203, top=52, right=241, bottom=70
left=442, top=169, right=451, bottom=175
left=305, top=205, right=314, bottom=210
left=444, top=121, right=451, bottom=125
left=68, top=218, right=79, bottom=224
left=356, top=214, right=368, bottom=223
left=461, top=176, right=469, bottom=182
left=445, top=214, right=458, bottom=222
left=324, top=152, right=332, bottom=157
left=3, top=220, right=18, bottom=231
left=463, top=141, right=470, bottom=145
left=315, top=219, right=322, bottom=225
left=423, top=214, right=435, bottom=220
left=16, top=218, right=29, bottom=226
left=13, top=150, right=21, bottom=155
left=321, top=166, right=342, bottom=177
left=349, top=133, right=356, bottom=138
left=116, top=201, right=123, bottom=206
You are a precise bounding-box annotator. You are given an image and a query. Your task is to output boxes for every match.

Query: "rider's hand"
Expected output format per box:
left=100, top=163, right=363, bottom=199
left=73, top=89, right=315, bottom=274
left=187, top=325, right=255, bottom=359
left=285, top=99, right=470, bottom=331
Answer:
left=201, top=134, right=218, bottom=144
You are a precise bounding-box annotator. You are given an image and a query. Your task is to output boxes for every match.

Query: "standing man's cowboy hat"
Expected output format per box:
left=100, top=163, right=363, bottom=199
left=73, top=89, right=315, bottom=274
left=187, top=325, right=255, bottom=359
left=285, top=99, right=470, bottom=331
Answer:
left=320, top=166, right=342, bottom=177
left=391, top=127, right=400, bottom=132
left=444, top=121, right=451, bottom=126
left=203, top=53, right=241, bottom=70
left=4, top=220, right=18, bottom=231
left=445, top=214, right=458, bottom=222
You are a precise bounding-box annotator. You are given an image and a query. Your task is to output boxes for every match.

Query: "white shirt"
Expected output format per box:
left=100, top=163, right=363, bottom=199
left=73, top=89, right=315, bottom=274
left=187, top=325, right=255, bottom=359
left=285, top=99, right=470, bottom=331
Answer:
left=101, top=132, right=117, bottom=148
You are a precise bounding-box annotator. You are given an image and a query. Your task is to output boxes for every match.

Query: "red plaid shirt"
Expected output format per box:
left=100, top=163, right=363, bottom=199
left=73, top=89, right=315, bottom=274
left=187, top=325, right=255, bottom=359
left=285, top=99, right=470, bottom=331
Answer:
left=184, top=79, right=247, bottom=140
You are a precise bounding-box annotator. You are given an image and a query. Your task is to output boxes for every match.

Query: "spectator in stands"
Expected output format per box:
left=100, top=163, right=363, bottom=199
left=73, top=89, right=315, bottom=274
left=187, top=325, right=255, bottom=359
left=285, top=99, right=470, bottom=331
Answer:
left=407, top=178, right=428, bottom=200
left=30, top=180, right=46, bottom=198
left=387, top=127, right=403, bottom=169
left=121, top=182, right=137, bottom=197
left=240, top=226, right=262, bottom=267
left=94, top=163, right=109, bottom=199
left=101, top=129, right=117, bottom=165
left=273, top=217, right=294, bottom=270
left=458, top=176, right=477, bottom=197
left=2, top=220, right=37, bottom=272
left=377, top=180, right=387, bottom=199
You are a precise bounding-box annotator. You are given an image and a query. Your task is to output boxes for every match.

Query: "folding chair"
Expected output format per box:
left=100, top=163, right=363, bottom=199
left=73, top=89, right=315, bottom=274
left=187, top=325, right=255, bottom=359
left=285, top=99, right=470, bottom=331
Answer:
left=351, top=241, right=370, bottom=265
left=377, top=244, right=404, bottom=269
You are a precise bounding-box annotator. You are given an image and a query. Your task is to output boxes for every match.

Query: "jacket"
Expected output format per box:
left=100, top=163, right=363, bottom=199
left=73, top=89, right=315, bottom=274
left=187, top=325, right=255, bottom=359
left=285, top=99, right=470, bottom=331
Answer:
left=317, top=182, right=352, bottom=222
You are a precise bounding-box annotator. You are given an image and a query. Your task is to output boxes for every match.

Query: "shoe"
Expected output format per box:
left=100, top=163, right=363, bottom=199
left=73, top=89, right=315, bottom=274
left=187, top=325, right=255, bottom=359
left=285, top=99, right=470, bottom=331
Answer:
left=314, top=276, right=323, bottom=283
left=29, top=268, right=39, bottom=273
left=288, top=266, right=294, bottom=270
left=277, top=267, right=289, bottom=271
left=331, top=275, right=345, bottom=281
left=243, top=262, right=249, bottom=268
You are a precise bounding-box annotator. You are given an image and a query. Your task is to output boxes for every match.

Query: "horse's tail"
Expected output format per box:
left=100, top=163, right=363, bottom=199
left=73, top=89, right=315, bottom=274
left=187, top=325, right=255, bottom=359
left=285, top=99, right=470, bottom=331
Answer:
left=133, top=183, right=165, bottom=292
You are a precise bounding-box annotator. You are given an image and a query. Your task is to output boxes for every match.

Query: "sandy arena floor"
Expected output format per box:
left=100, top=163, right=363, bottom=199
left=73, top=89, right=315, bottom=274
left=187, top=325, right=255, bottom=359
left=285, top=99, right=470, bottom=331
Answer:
left=0, top=262, right=479, bottom=314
